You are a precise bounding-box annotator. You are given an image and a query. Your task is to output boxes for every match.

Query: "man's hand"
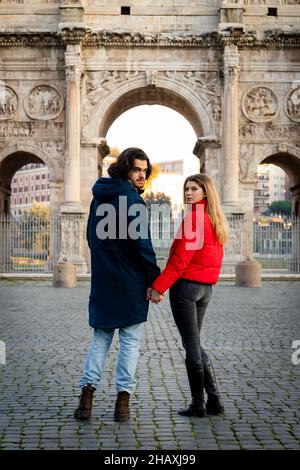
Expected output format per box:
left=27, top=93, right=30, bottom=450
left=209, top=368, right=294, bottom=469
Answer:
left=146, top=287, right=163, bottom=304
left=146, top=287, right=153, bottom=301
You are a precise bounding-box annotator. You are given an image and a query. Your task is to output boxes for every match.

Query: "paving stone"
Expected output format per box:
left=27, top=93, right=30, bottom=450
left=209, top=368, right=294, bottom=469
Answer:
left=0, top=281, right=299, bottom=450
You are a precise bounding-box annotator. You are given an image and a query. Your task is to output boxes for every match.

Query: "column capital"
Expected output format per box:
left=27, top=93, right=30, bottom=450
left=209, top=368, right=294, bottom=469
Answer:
left=224, top=44, right=240, bottom=67
left=65, top=44, right=82, bottom=83
left=223, top=45, right=240, bottom=83
left=193, top=136, right=221, bottom=158
left=65, top=43, right=81, bottom=66
left=65, top=65, right=82, bottom=83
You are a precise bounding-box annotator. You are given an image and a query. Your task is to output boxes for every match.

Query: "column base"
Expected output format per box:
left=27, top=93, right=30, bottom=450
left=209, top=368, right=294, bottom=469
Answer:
left=222, top=202, right=244, bottom=215
left=60, top=202, right=85, bottom=214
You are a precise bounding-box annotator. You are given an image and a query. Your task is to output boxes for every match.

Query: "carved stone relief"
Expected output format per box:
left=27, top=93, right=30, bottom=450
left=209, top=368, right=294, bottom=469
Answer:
left=242, top=86, right=279, bottom=123
left=243, top=1, right=300, bottom=4
left=37, top=140, right=65, bottom=154
left=239, top=122, right=299, bottom=140
left=164, top=71, right=222, bottom=121
left=59, top=217, right=82, bottom=263
left=0, top=85, right=18, bottom=121
left=81, top=71, right=142, bottom=125
left=239, top=144, right=256, bottom=183
left=285, top=86, right=300, bottom=122
left=0, top=121, right=64, bottom=138
left=24, top=85, right=64, bottom=121
left=224, top=216, right=242, bottom=256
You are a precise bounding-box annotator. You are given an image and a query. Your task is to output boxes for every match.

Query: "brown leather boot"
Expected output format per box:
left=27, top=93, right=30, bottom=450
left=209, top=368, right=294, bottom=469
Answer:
left=74, top=384, right=95, bottom=420
left=114, top=391, right=130, bottom=422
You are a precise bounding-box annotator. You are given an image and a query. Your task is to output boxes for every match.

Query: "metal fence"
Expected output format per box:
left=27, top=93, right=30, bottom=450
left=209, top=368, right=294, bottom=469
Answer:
left=150, top=212, right=300, bottom=273
left=0, top=213, right=299, bottom=274
left=253, top=216, right=300, bottom=273
left=0, top=215, right=61, bottom=273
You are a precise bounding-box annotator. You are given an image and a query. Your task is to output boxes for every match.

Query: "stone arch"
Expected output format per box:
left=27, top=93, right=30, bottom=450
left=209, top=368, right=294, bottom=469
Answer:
left=84, top=75, right=216, bottom=141
left=0, top=141, right=63, bottom=215
left=254, top=143, right=300, bottom=215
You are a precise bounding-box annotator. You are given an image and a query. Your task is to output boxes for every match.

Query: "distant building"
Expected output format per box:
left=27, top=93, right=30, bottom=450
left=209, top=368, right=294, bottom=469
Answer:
left=284, top=173, right=292, bottom=201
left=254, top=164, right=287, bottom=215
left=268, top=165, right=286, bottom=204
left=146, top=157, right=200, bottom=216
left=10, top=163, right=50, bottom=217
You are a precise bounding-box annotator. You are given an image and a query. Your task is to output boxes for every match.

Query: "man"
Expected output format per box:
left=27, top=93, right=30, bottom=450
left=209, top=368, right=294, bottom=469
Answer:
left=74, top=148, right=162, bottom=422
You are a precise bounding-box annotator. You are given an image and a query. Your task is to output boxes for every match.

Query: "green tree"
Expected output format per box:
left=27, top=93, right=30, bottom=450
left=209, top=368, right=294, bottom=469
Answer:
left=20, top=202, right=50, bottom=252
left=268, top=200, right=291, bottom=216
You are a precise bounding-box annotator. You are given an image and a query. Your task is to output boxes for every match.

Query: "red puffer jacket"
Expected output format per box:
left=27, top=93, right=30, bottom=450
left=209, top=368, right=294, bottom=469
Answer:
left=152, top=199, right=223, bottom=295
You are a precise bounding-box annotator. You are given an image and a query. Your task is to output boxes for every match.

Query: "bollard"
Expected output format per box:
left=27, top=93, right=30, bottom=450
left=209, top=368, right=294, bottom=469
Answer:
left=53, top=262, right=77, bottom=288
left=235, top=257, right=261, bottom=288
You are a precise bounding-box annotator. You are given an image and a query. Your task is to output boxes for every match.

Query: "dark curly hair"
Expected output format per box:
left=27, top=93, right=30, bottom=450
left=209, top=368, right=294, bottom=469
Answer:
left=107, top=147, right=152, bottom=180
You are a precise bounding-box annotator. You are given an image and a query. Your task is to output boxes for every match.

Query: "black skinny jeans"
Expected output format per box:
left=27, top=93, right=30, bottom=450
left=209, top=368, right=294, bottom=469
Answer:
left=169, top=278, right=212, bottom=368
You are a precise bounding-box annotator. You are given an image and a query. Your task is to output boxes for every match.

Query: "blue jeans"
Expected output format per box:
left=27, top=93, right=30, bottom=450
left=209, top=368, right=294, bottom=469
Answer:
left=79, top=322, right=144, bottom=394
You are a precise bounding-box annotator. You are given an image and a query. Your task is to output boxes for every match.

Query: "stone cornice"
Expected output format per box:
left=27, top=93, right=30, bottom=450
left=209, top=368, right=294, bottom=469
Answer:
left=0, top=29, right=299, bottom=49
left=221, top=30, right=300, bottom=49
left=0, top=33, right=62, bottom=48
left=82, top=30, right=223, bottom=48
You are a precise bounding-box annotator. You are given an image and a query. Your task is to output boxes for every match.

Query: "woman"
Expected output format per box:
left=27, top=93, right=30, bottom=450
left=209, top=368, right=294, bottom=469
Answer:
left=148, top=174, right=228, bottom=417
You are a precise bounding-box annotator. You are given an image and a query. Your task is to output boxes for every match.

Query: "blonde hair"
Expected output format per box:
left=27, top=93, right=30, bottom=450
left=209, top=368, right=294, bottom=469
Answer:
left=184, top=174, right=229, bottom=245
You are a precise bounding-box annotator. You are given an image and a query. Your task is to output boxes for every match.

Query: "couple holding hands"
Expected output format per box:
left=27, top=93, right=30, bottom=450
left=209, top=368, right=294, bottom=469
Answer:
left=74, top=147, right=228, bottom=423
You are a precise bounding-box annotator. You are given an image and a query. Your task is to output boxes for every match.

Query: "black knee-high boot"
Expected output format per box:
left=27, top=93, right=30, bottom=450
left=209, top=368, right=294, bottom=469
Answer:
left=178, top=359, right=206, bottom=417
left=203, top=354, right=224, bottom=415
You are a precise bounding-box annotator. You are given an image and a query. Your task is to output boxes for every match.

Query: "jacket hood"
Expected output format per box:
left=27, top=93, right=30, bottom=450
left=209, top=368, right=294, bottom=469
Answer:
left=92, top=177, right=136, bottom=203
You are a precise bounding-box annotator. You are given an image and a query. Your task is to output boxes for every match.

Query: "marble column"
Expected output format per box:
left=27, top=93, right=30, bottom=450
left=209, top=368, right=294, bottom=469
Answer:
left=58, top=44, right=86, bottom=272
left=62, top=43, right=82, bottom=213
left=222, top=44, right=240, bottom=210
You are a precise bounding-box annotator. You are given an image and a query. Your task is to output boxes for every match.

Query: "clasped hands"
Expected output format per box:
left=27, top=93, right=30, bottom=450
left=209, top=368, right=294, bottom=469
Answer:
left=146, top=287, right=164, bottom=304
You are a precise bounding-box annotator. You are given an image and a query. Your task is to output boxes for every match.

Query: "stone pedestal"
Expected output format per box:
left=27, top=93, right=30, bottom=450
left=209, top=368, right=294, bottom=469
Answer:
left=58, top=209, right=87, bottom=273
left=0, top=216, right=12, bottom=273
left=53, top=262, right=77, bottom=288
left=219, top=1, right=245, bottom=32
left=235, top=257, right=261, bottom=288
left=289, top=217, right=300, bottom=273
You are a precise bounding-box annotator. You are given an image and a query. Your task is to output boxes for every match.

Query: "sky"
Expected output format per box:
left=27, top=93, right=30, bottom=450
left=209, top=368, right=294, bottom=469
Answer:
left=106, top=104, right=199, bottom=167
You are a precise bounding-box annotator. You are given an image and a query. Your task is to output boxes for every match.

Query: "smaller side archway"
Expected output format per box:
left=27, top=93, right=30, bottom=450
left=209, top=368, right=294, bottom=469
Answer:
left=256, top=144, right=300, bottom=216
left=0, top=142, right=63, bottom=215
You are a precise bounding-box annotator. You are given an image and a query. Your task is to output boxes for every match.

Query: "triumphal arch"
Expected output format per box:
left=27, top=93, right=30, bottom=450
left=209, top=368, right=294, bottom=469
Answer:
left=0, top=0, right=299, bottom=270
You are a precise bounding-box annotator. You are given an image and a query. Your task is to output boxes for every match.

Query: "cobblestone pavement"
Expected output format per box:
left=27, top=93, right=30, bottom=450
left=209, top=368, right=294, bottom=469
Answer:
left=0, top=280, right=299, bottom=450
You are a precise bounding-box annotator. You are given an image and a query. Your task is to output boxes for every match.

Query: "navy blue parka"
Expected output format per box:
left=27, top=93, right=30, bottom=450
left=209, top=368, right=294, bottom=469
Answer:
left=86, top=177, right=161, bottom=329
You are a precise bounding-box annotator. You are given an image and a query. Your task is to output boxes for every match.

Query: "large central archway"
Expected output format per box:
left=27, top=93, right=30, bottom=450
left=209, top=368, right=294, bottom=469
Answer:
left=83, top=73, right=217, bottom=144
left=81, top=75, right=220, bottom=197
left=98, top=86, right=205, bottom=138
